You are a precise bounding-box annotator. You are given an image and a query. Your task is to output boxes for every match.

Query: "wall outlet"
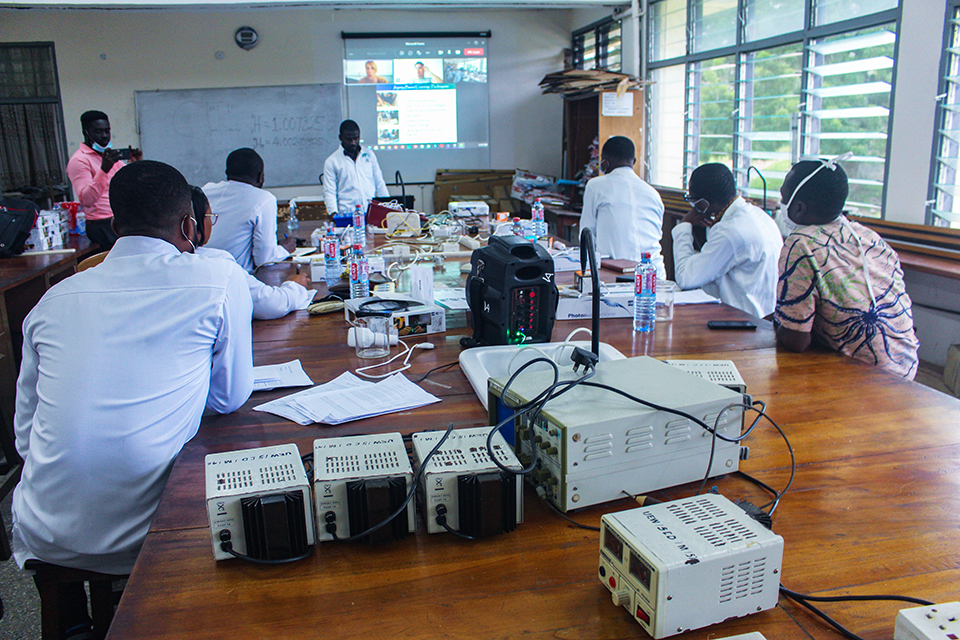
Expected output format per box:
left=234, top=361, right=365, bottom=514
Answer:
left=895, top=602, right=960, bottom=640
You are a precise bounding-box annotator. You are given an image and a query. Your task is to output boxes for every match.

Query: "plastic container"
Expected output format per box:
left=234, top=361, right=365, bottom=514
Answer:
left=655, top=279, right=675, bottom=322
left=512, top=217, right=523, bottom=237
left=531, top=198, right=547, bottom=238
left=633, top=253, right=657, bottom=333
left=353, top=204, right=367, bottom=251
left=286, top=201, right=299, bottom=233
left=322, top=231, right=341, bottom=285
left=348, top=245, right=370, bottom=299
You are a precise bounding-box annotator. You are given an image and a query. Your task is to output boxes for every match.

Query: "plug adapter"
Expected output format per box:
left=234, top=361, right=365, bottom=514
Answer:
left=895, top=602, right=960, bottom=640
left=570, top=346, right=600, bottom=373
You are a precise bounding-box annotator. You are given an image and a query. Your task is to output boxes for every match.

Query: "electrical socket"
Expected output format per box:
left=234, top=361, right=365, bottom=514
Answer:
left=895, top=602, right=960, bottom=640
left=459, top=235, right=480, bottom=250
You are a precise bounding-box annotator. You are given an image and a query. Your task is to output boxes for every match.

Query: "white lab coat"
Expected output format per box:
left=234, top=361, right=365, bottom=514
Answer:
left=203, top=180, right=290, bottom=272
left=323, top=146, right=389, bottom=216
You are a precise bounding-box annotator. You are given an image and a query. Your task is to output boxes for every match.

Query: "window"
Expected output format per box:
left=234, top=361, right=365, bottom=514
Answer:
left=647, top=0, right=900, bottom=216
left=0, top=43, right=67, bottom=195
left=929, top=1, right=960, bottom=229
left=572, top=19, right=622, bottom=72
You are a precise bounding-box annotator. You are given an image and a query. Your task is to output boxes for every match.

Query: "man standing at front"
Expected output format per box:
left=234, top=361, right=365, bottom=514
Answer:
left=323, top=120, right=389, bottom=216
left=65, top=110, right=138, bottom=250
left=672, top=163, right=783, bottom=317
left=204, top=148, right=295, bottom=273
left=580, top=136, right=665, bottom=277
left=12, top=161, right=254, bottom=635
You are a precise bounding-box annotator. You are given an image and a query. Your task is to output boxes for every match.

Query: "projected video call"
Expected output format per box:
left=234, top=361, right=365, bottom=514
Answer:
left=343, top=33, right=491, bottom=182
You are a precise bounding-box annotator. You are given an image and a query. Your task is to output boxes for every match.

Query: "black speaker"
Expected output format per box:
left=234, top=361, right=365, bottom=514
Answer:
left=462, top=235, right=558, bottom=347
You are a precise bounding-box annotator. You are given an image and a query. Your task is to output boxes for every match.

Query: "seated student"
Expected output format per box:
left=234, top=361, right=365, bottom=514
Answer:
left=672, top=163, right=783, bottom=317
left=190, top=186, right=317, bottom=319
left=775, top=157, right=919, bottom=379
left=12, top=161, right=253, bottom=636
left=580, top=136, right=666, bottom=278
left=203, top=148, right=295, bottom=272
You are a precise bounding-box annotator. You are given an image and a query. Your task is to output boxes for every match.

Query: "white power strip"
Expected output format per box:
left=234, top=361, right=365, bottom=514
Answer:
left=895, top=602, right=960, bottom=640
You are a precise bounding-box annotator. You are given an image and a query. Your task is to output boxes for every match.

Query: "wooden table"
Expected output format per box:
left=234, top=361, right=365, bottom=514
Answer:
left=105, top=263, right=960, bottom=640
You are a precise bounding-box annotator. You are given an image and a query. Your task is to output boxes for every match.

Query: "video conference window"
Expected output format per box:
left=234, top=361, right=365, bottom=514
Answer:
left=342, top=32, right=491, bottom=182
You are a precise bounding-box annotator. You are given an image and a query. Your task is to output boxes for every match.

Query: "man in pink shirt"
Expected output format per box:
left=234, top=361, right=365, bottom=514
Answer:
left=66, top=111, right=140, bottom=250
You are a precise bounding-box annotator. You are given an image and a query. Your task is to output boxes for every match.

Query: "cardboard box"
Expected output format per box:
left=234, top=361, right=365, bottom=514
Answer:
left=556, top=284, right=634, bottom=320
left=344, top=293, right=446, bottom=337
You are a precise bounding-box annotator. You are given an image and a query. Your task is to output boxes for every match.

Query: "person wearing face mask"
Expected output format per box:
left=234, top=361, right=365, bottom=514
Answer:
left=203, top=148, right=296, bottom=273
left=671, top=163, right=782, bottom=317
left=11, top=161, right=252, bottom=636
left=190, top=186, right=317, bottom=320
left=580, top=136, right=666, bottom=277
left=65, top=110, right=142, bottom=250
left=774, top=158, right=919, bottom=379
left=323, top=120, right=389, bottom=217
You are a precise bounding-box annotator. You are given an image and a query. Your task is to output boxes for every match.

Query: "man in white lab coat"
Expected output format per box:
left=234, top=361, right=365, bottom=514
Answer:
left=323, top=119, right=389, bottom=216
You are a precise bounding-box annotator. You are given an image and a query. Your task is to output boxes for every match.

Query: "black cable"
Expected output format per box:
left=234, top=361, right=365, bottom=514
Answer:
left=325, top=422, right=455, bottom=543
left=414, top=361, right=460, bottom=383
left=301, top=452, right=314, bottom=483
left=779, top=584, right=934, bottom=640
left=539, top=493, right=601, bottom=531
left=220, top=540, right=313, bottom=565
left=735, top=470, right=779, bottom=501
left=434, top=504, right=477, bottom=540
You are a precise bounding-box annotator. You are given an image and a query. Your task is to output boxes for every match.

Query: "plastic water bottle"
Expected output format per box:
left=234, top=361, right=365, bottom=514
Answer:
left=512, top=217, right=523, bottom=237
left=322, top=231, right=341, bottom=285
left=531, top=198, right=547, bottom=238
left=76, top=206, right=86, bottom=236
left=633, top=253, right=657, bottom=333
left=353, top=204, right=366, bottom=251
left=287, top=200, right=299, bottom=233
left=349, top=245, right=370, bottom=299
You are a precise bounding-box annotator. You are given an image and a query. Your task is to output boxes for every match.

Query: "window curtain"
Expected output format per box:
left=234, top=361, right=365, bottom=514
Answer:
left=0, top=103, right=66, bottom=190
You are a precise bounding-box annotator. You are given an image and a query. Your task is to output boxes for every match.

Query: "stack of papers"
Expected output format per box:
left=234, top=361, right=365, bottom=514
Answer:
left=253, top=372, right=440, bottom=425
left=252, top=360, right=314, bottom=391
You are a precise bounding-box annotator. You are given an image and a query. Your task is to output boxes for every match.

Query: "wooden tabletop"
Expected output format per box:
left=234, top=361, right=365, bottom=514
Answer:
left=105, top=263, right=960, bottom=640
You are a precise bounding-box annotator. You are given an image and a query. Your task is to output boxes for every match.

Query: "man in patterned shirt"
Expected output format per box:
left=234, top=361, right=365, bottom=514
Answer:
left=774, top=158, right=919, bottom=379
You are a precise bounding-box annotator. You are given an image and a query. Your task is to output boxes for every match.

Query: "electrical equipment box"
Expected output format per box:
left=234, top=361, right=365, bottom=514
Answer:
left=662, top=360, right=747, bottom=394
left=448, top=200, right=490, bottom=218
left=313, top=433, right=415, bottom=544
left=205, top=443, right=315, bottom=561
left=488, top=356, right=745, bottom=511
left=411, top=427, right=524, bottom=537
left=599, top=494, right=783, bottom=638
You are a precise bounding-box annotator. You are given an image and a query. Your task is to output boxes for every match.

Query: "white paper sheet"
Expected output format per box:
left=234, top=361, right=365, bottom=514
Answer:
left=674, top=289, right=721, bottom=305
left=252, top=359, right=315, bottom=391
left=292, top=373, right=440, bottom=425
left=253, top=372, right=372, bottom=425
left=433, top=288, right=469, bottom=310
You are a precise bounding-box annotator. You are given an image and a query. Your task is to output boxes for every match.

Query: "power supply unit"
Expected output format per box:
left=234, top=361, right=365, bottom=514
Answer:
left=411, top=426, right=524, bottom=537
left=662, top=360, right=747, bottom=394
left=205, top=443, right=315, bottom=562
left=313, top=432, right=416, bottom=544
left=488, top=356, right=746, bottom=511
left=599, top=493, right=783, bottom=638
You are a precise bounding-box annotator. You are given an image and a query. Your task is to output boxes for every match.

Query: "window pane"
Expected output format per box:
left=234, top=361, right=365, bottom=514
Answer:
left=802, top=24, right=895, bottom=216
left=816, top=0, right=898, bottom=27
left=931, top=11, right=960, bottom=228
left=650, top=0, right=687, bottom=62
left=736, top=44, right=803, bottom=202
left=686, top=56, right=737, bottom=177
left=0, top=45, right=58, bottom=100
left=692, top=0, right=738, bottom=54
left=745, top=0, right=805, bottom=42
left=648, top=64, right=686, bottom=187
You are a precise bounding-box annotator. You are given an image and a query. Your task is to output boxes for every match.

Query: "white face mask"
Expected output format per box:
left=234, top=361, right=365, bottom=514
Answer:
left=777, top=202, right=801, bottom=237
left=778, top=151, right=854, bottom=238
left=91, top=141, right=113, bottom=153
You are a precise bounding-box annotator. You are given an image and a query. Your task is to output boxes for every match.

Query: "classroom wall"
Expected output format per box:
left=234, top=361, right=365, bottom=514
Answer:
left=0, top=6, right=569, bottom=206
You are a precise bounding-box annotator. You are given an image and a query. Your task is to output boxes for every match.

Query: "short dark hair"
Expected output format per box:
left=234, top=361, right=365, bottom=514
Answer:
left=189, top=185, right=209, bottom=245
left=602, top=136, right=635, bottom=165
left=339, top=120, right=360, bottom=136
left=225, top=148, right=263, bottom=180
left=110, top=161, right=191, bottom=237
left=80, top=110, right=109, bottom=130
left=689, top=163, right=737, bottom=204
left=785, top=160, right=849, bottom=222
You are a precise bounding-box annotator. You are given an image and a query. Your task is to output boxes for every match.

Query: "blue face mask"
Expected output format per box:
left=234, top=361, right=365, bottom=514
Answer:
left=91, top=141, right=113, bottom=153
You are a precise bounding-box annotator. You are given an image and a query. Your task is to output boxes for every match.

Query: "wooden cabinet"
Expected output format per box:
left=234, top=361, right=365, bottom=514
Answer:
left=563, top=88, right=646, bottom=184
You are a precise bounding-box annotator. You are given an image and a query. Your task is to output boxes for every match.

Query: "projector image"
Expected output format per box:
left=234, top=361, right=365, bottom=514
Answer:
left=313, top=433, right=415, bottom=544
left=411, top=426, right=524, bottom=537
left=488, top=356, right=745, bottom=511
left=205, top=443, right=315, bottom=561
left=599, top=494, right=783, bottom=638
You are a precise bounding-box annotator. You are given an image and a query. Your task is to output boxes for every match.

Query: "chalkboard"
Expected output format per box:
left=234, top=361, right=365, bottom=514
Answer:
left=136, top=84, right=343, bottom=188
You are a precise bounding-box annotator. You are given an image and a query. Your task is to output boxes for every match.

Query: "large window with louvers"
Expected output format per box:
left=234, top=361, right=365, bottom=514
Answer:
left=647, top=0, right=899, bottom=217
left=929, top=1, right=960, bottom=229
left=572, top=19, right=622, bottom=72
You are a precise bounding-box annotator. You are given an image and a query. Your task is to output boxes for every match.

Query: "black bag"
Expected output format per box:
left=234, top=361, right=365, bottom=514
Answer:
left=0, top=197, right=39, bottom=257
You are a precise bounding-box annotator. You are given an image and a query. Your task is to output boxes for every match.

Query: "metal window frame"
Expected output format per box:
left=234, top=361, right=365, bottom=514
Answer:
left=647, top=0, right=901, bottom=204
left=572, top=16, right=623, bottom=71
left=926, top=0, right=960, bottom=227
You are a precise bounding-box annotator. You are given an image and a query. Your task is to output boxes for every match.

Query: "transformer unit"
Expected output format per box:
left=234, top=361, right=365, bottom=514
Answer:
left=599, top=494, right=783, bottom=638
left=205, top=443, right=315, bottom=562
left=313, top=433, right=415, bottom=544
left=488, top=356, right=745, bottom=511
left=662, top=360, right=747, bottom=394
left=411, top=426, right=524, bottom=537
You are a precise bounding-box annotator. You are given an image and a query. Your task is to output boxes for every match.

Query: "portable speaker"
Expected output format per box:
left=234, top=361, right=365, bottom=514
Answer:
left=462, top=235, right=558, bottom=347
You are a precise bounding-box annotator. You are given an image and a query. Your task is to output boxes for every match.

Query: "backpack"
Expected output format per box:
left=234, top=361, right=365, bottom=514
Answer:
left=0, top=196, right=39, bottom=257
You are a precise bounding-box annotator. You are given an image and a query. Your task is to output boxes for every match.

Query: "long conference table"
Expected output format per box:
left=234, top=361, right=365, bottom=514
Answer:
left=105, top=258, right=960, bottom=640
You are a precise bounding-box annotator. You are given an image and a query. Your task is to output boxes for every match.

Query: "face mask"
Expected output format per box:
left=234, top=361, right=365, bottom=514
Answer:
left=91, top=141, right=113, bottom=153
left=780, top=151, right=854, bottom=236
left=777, top=202, right=801, bottom=237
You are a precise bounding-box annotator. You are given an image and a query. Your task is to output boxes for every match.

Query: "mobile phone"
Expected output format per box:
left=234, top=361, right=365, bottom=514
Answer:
left=116, top=148, right=132, bottom=160
left=707, top=320, right=757, bottom=330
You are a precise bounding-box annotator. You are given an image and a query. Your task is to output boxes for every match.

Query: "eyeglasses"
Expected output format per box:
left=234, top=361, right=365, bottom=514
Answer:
left=683, top=193, right=709, bottom=213
left=207, top=212, right=218, bottom=225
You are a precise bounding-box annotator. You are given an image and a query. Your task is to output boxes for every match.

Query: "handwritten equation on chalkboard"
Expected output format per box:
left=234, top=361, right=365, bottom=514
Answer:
left=137, top=84, right=343, bottom=188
